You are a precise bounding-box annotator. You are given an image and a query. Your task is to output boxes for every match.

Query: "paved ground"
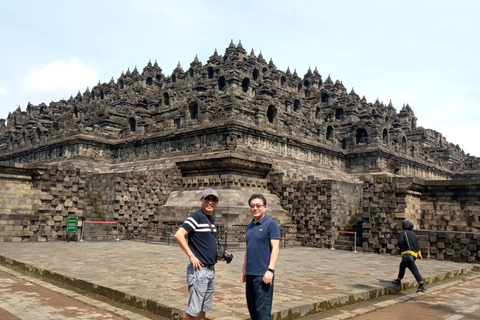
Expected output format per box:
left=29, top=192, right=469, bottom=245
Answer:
left=346, top=273, right=480, bottom=320
left=302, top=272, right=480, bottom=320
left=0, top=266, right=150, bottom=320
left=0, top=241, right=474, bottom=320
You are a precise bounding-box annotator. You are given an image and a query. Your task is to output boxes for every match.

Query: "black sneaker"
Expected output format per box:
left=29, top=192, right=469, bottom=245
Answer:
left=416, top=284, right=427, bottom=292
left=392, top=279, right=401, bottom=286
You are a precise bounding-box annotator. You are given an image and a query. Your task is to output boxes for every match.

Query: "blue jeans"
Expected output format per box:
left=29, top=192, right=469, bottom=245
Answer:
left=246, top=275, right=274, bottom=320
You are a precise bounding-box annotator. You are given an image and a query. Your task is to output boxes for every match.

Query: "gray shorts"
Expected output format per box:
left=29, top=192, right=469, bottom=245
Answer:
left=186, top=263, right=215, bottom=317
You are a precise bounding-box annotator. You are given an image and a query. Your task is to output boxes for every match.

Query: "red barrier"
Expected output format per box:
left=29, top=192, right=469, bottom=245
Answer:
left=80, top=220, right=119, bottom=241
left=84, top=221, right=117, bottom=224
left=331, top=230, right=358, bottom=253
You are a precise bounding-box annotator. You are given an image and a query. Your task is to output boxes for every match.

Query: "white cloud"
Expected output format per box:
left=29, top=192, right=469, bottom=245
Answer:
left=21, top=57, right=99, bottom=95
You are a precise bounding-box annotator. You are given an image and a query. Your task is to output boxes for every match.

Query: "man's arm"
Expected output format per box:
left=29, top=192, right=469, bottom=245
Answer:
left=262, top=238, right=280, bottom=284
left=240, top=250, right=247, bottom=283
left=174, top=227, right=203, bottom=270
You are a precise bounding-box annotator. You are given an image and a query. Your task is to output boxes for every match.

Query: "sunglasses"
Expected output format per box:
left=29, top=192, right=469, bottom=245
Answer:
left=203, top=197, right=218, bottom=203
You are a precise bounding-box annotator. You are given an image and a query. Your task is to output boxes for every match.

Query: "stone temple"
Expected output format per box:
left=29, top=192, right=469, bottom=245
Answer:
left=0, top=41, right=479, bottom=263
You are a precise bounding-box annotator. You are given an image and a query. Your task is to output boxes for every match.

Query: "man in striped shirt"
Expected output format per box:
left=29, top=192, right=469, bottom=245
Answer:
left=174, top=188, right=221, bottom=320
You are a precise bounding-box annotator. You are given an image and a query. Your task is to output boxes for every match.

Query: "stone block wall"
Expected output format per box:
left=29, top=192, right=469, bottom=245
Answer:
left=0, top=168, right=35, bottom=215
left=30, top=164, right=87, bottom=241
left=1, top=162, right=479, bottom=263
left=415, top=230, right=480, bottom=263
left=420, top=180, right=480, bottom=231
left=0, top=163, right=187, bottom=241
left=360, top=176, right=480, bottom=262
left=85, top=169, right=274, bottom=239
left=360, top=177, right=414, bottom=254
left=269, top=174, right=363, bottom=247
left=0, top=167, right=38, bottom=241
left=108, top=168, right=183, bottom=237
left=0, top=163, right=87, bottom=242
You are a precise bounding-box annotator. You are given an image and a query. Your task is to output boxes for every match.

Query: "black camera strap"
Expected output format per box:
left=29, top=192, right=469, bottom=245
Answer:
left=203, top=213, right=221, bottom=247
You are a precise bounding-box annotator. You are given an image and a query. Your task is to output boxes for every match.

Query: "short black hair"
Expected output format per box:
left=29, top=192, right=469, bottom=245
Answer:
left=248, top=193, right=267, bottom=206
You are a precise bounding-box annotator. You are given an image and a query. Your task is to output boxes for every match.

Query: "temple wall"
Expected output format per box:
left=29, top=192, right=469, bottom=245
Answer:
left=360, top=177, right=480, bottom=262
left=0, top=125, right=456, bottom=182
left=0, top=164, right=87, bottom=242
left=415, top=230, right=480, bottom=263
left=0, top=168, right=35, bottom=215
left=0, top=168, right=37, bottom=242
left=420, top=180, right=480, bottom=231
left=268, top=175, right=363, bottom=248
left=1, top=163, right=479, bottom=263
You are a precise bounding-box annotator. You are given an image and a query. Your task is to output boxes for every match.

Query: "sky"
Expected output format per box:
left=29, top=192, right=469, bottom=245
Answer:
left=0, top=0, right=479, bottom=156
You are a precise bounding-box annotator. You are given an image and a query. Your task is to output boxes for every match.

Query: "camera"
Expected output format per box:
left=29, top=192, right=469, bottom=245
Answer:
left=217, top=246, right=233, bottom=264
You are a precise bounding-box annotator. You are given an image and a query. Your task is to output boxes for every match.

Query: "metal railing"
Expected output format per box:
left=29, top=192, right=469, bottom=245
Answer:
left=80, top=220, right=120, bottom=241
left=330, top=230, right=358, bottom=253
left=123, top=223, right=360, bottom=254
left=127, top=224, right=301, bottom=249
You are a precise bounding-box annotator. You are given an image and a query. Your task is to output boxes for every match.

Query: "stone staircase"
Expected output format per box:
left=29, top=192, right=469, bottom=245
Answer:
left=333, top=220, right=363, bottom=252
left=80, top=187, right=119, bottom=241
left=81, top=220, right=119, bottom=241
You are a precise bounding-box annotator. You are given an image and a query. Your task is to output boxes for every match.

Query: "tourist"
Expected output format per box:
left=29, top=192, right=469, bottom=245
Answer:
left=392, top=220, right=427, bottom=292
left=174, top=188, right=223, bottom=320
left=241, top=193, right=280, bottom=320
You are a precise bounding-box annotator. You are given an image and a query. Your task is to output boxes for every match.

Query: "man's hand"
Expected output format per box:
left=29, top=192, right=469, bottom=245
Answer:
left=240, top=270, right=246, bottom=283
left=189, top=254, right=204, bottom=271
left=262, top=269, right=273, bottom=284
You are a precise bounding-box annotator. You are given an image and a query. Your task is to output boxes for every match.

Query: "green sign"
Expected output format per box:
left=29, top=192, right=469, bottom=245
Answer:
left=66, top=216, right=78, bottom=233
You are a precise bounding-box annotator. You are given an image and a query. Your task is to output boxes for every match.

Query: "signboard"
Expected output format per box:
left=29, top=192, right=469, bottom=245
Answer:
left=66, top=216, right=78, bottom=233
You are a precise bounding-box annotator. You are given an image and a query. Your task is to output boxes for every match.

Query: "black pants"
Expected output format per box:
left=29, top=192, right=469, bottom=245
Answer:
left=246, top=275, right=274, bottom=320
left=398, top=254, right=423, bottom=283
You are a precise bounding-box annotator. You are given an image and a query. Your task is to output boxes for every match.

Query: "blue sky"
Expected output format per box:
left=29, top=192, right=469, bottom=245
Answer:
left=1, top=0, right=479, bottom=156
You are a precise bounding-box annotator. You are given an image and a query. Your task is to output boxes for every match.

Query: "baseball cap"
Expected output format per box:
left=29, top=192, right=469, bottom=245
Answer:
left=201, top=188, right=219, bottom=200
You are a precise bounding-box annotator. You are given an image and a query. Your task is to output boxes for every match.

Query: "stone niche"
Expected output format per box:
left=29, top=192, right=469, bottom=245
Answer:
left=161, top=155, right=291, bottom=233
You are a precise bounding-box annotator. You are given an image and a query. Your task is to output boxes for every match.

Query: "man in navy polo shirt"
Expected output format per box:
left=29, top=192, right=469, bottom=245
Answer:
left=175, top=188, right=222, bottom=320
left=241, top=193, right=280, bottom=320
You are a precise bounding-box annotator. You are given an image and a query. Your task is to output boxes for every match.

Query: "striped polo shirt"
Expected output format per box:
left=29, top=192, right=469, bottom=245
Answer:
left=181, top=209, right=218, bottom=265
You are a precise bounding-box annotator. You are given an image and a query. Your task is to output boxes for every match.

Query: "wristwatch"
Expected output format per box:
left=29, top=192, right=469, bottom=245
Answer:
left=267, top=268, right=274, bottom=272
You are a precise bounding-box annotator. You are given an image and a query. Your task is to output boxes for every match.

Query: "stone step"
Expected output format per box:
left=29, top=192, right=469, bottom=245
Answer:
left=336, top=235, right=362, bottom=244
left=81, top=222, right=119, bottom=241
left=335, top=237, right=362, bottom=245
left=82, top=235, right=118, bottom=241
left=333, top=244, right=360, bottom=252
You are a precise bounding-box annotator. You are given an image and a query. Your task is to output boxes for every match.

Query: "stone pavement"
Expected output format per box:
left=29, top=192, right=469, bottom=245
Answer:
left=0, top=266, right=146, bottom=320
left=309, top=272, right=480, bottom=320
left=0, top=241, right=474, bottom=320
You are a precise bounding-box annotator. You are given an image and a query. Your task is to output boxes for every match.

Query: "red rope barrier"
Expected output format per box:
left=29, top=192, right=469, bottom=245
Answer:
left=84, top=221, right=117, bottom=224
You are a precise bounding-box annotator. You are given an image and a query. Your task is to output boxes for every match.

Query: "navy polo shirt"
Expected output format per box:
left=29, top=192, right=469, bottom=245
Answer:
left=181, top=209, right=218, bottom=265
left=245, top=214, right=280, bottom=276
